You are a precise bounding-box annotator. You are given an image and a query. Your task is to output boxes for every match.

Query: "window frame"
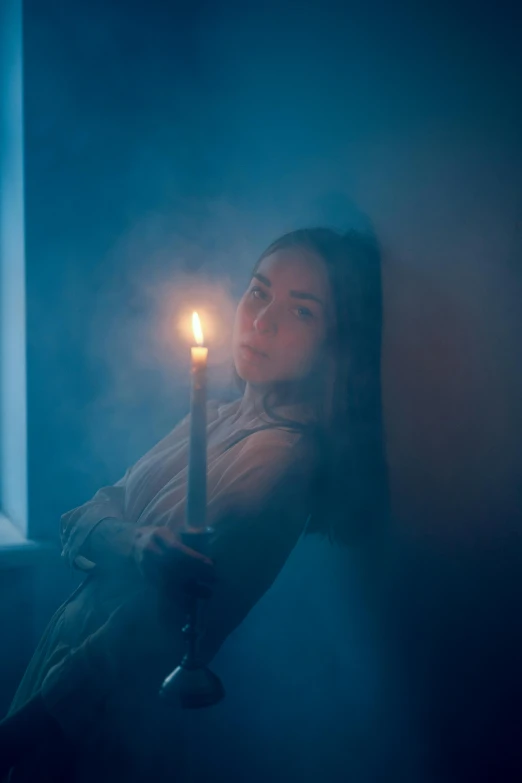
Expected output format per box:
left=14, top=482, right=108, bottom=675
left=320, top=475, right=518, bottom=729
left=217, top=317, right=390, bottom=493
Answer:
left=0, top=0, right=29, bottom=549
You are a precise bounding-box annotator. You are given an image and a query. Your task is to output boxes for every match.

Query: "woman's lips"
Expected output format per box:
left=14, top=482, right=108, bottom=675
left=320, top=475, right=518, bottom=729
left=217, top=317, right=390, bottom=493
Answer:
left=240, top=343, right=268, bottom=360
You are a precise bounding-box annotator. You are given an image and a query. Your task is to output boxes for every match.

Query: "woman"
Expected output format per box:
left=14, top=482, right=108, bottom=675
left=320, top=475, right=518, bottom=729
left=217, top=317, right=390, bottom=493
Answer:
left=0, top=227, right=388, bottom=782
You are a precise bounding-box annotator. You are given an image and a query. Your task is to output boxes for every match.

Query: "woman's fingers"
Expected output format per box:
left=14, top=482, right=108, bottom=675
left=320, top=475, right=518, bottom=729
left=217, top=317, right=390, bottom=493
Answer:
left=148, top=527, right=176, bottom=548
left=173, top=540, right=214, bottom=566
left=152, top=529, right=213, bottom=566
left=134, top=526, right=215, bottom=587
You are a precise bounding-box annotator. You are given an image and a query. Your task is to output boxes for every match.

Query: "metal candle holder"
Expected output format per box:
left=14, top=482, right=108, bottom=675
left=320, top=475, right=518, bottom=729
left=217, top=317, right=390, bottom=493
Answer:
left=159, top=528, right=225, bottom=709
left=159, top=327, right=225, bottom=708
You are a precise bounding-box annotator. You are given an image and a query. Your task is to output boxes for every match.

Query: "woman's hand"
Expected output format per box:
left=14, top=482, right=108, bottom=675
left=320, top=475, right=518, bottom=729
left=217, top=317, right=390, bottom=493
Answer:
left=132, top=526, right=215, bottom=590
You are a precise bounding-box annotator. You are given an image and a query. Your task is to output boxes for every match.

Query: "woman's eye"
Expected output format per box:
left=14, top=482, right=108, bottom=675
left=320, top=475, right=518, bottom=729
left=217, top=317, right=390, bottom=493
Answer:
left=250, top=286, right=267, bottom=300
left=294, top=306, right=314, bottom=320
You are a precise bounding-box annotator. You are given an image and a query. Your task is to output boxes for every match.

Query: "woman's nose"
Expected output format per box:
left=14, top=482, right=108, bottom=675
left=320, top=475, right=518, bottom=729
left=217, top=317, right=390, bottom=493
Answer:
left=253, top=306, right=277, bottom=335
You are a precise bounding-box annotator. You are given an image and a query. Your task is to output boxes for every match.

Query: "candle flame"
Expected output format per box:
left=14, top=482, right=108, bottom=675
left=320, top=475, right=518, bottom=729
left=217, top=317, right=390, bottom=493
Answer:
left=192, top=312, right=204, bottom=345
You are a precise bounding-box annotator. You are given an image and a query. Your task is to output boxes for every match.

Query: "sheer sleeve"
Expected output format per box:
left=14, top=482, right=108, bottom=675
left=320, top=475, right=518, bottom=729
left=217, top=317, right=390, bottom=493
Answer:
left=58, top=403, right=203, bottom=574
left=59, top=412, right=194, bottom=572
left=59, top=469, right=133, bottom=572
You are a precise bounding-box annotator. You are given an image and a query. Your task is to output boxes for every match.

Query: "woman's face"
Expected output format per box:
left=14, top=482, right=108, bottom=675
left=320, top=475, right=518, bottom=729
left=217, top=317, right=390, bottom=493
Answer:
left=232, top=247, right=334, bottom=387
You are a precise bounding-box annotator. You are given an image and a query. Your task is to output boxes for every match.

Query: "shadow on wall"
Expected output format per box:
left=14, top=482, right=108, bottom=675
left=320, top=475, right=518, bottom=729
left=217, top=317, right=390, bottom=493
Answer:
left=381, top=247, right=522, bottom=539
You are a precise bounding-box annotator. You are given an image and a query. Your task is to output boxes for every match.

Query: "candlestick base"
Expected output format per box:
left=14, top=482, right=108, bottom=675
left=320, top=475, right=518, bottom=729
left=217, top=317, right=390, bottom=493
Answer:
left=159, top=526, right=225, bottom=709
left=159, top=662, right=225, bottom=709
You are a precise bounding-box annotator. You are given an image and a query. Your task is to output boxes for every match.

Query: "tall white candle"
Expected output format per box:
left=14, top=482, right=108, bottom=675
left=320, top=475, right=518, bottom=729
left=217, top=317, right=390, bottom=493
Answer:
left=186, top=312, right=208, bottom=531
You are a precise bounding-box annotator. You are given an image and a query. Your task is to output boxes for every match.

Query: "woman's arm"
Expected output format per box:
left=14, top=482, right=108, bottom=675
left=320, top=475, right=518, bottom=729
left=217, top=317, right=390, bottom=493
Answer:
left=60, top=411, right=194, bottom=573
left=60, top=471, right=133, bottom=573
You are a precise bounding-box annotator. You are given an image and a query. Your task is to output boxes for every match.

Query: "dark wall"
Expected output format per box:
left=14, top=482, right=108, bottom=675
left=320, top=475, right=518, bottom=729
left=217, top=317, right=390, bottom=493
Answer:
left=1, top=0, right=521, bottom=780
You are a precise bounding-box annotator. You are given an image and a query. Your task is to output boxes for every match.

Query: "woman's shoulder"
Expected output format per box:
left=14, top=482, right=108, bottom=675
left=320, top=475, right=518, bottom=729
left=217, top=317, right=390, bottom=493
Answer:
left=207, top=395, right=320, bottom=476
left=236, top=425, right=319, bottom=477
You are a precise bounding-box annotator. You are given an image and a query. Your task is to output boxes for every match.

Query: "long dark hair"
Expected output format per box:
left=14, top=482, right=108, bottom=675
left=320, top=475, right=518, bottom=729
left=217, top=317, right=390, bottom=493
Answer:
left=239, top=227, right=389, bottom=547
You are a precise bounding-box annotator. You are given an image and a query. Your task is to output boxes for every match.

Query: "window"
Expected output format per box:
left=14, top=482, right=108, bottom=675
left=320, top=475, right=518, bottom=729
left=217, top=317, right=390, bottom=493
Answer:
left=0, top=0, right=28, bottom=546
